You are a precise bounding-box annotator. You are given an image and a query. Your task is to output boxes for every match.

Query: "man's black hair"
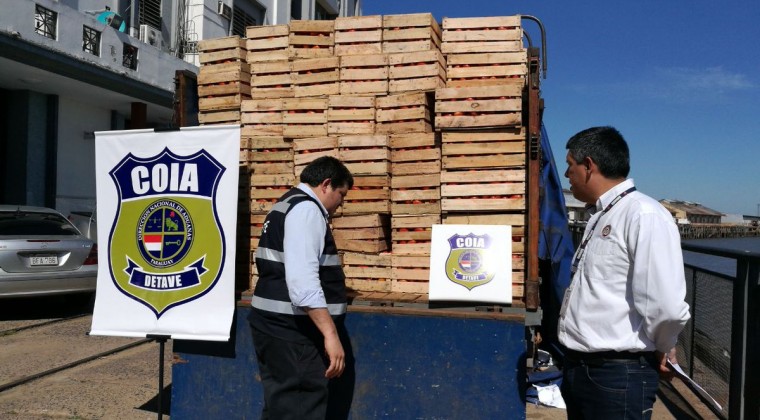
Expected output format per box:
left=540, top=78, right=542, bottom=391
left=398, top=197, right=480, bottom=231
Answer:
left=566, top=126, right=630, bottom=179
left=300, top=156, right=354, bottom=189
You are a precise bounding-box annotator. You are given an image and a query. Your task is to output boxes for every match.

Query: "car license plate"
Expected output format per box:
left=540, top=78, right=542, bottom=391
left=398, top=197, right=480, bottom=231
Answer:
left=30, top=255, right=58, bottom=266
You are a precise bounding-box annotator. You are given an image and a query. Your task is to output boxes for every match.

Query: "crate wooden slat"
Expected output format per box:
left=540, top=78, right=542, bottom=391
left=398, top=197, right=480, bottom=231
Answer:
left=342, top=251, right=392, bottom=292
left=439, top=169, right=526, bottom=213
left=289, top=20, right=335, bottom=59
left=292, top=136, right=339, bottom=175
left=341, top=174, right=391, bottom=215
left=197, top=81, right=251, bottom=97
left=382, top=13, right=441, bottom=54
left=241, top=99, right=284, bottom=136
left=339, top=53, right=388, bottom=95
left=391, top=214, right=439, bottom=255
left=199, top=35, right=246, bottom=52
left=197, top=68, right=251, bottom=86
left=198, top=110, right=240, bottom=125
left=334, top=15, right=383, bottom=56
left=441, top=129, right=526, bottom=170
left=199, top=94, right=250, bottom=112
left=387, top=50, right=446, bottom=93
left=389, top=132, right=441, bottom=176
left=249, top=60, right=293, bottom=99
left=376, top=92, right=434, bottom=134
left=446, top=51, right=527, bottom=88
left=391, top=173, right=441, bottom=216
left=290, top=57, right=341, bottom=97
left=441, top=16, right=523, bottom=54
left=246, top=25, right=290, bottom=63
left=435, top=83, right=523, bottom=129
left=391, top=254, right=431, bottom=294
left=327, top=95, right=376, bottom=135
left=338, top=135, right=391, bottom=176
left=282, top=97, right=328, bottom=138
left=332, top=215, right=390, bottom=253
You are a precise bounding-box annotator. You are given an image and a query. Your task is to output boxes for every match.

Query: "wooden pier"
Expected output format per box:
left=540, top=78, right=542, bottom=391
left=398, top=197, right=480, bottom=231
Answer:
left=678, top=224, right=760, bottom=240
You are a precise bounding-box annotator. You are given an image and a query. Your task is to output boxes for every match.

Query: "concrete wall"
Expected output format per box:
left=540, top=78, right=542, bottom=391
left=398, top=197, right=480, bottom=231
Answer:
left=54, top=96, right=111, bottom=216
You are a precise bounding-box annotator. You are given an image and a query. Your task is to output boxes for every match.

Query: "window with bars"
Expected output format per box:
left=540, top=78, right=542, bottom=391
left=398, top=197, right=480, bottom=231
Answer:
left=83, top=26, right=101, bottom=56
left=139, top=0, right=162, bottom=29
left=123, top=43, right=138, bottom=70
left=34, top=4, right=57, bottom=39
left=232, top=6, right=256, bottom=37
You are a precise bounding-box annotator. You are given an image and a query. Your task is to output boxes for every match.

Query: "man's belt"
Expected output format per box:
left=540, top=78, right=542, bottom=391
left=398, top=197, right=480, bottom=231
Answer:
left=564, top=348, right=655, bottom=363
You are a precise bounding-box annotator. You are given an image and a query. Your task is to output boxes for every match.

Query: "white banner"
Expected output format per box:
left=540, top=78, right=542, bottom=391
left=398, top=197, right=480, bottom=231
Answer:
left=429, top=224, right=512, bottom=304
left=90, top=125, right=240, bottom=341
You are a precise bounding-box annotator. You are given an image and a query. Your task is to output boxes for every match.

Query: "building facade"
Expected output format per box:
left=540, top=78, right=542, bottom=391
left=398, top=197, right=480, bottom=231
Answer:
left=0, top=0, right=359, bottom=217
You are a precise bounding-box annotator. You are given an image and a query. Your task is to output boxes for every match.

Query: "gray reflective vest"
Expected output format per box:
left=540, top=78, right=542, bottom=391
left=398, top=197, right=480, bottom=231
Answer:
left=249, top=188, right=346, bottom=343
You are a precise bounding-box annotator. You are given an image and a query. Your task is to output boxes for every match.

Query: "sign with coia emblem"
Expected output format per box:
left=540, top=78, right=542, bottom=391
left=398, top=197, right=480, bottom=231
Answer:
left=91, top=126, right=240, bottom=341
left=429, top=224, right=512, bottom=304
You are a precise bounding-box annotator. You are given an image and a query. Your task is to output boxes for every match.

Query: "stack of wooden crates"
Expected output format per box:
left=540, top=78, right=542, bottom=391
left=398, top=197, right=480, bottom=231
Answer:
left=196, top=13, right=530, bottom=307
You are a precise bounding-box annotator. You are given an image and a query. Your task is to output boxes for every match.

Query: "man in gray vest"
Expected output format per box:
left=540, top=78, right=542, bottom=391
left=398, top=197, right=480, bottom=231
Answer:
left=248, top=156, right=353, bottom=420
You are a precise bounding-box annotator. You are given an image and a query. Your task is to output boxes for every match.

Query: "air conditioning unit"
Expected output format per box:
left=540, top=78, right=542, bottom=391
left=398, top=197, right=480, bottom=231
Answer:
left=139, top=24, right=162, bottom=48
left=217, top=1, right=232, bottom=20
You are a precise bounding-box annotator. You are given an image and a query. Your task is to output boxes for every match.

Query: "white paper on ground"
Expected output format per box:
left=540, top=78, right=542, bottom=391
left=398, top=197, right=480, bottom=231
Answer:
left=534, top=384, right=566, bottom=409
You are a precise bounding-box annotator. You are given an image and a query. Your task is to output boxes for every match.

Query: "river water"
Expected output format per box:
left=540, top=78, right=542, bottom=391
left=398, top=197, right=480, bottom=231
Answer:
left=682, top=237, right=760, bottom=277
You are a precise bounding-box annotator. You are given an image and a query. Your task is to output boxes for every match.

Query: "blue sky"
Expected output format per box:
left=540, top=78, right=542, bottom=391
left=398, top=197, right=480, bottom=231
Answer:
left=364, top=0, right=760, bottom=216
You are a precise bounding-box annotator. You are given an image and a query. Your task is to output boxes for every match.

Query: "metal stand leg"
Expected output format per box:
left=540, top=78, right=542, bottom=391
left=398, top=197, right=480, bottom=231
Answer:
left=147, top=334, right=171, bottom=420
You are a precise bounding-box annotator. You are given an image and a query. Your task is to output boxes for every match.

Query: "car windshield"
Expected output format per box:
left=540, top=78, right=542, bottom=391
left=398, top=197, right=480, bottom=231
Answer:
left=0, top=211, right=80, bottom=236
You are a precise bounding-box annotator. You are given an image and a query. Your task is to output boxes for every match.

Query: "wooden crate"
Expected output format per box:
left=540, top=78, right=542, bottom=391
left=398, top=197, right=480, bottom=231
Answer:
left=327, top=95, right=376, bottom=135
left=292, top=136, right=339, bottom=176
left=446, top=51, right=527, bottom=88
left=440, top=169, right=526, bottom=213
left=282, top=97, right=328, bottom=138
left=375, top=92, right=433, bottom=134
left=290, top=57, right=340, bottom=97
left=247, top=136, right=295, bottom=177
left=198, top=35, right=246, bottom=51
left=387, top=50, right=446, bottom=93
left=198, top=58, right=251, bottom=112
left=339, top=53, right=388, bottom=95
left=198, top=110, right=240, bottom=125
left=441, top=16, right=523, bottom=54
left=338, top=135, right=390, bottom=176
left=391, top=173, right=441, bottom=216
left=435, top=83, right=523, bottom=129
left=334, top=15, right=383, bottom=56
left=250, top=60, right=293, bottom=99
left=389, top=132, right=441, bottom=176
left=391, top=254, right=431, bottom=294
left=288, top=20, right=335, bottom=59
left=441, top=129, right=526, bottom=170
left=250, top=172, right=295, bottom=215
left=391, top=214, right=439, bottom=255
left=342, top=174, right=391, bottom=215
left=246, top=25, right=289, bottom=63
left=342, top=251, right=392, bottom=293
left=332, top=214, right=391, bottom=253
left=241, top=99, right=284, bottom=136
left=382, top=13, right=441, bottom=54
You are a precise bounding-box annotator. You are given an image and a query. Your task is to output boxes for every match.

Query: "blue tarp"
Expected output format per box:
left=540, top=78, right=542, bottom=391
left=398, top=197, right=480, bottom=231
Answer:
left=537, top=124, right=574, bottom=303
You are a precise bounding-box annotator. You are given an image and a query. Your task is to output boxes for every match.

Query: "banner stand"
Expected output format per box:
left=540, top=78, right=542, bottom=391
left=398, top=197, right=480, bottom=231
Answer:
left=147, top=334, right=172, bottom=420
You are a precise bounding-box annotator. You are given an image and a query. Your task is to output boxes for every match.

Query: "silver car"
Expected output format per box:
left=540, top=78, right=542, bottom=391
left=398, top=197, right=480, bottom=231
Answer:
left=0, top=205, right=97, bottom=298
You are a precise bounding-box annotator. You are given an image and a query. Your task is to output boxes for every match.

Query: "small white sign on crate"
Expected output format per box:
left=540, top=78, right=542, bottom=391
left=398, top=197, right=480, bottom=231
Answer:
left=429, top=224, right=512, bottom=304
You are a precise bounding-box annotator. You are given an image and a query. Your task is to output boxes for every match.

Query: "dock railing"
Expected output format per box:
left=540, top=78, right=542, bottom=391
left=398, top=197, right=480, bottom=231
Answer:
left=679, top=241, right=760, bottom=420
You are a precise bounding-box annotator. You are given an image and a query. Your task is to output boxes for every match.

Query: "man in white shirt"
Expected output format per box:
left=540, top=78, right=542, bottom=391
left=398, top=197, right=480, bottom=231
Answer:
left=558, top=126, right=691, bottom=419
left=249, top=156, right=353, bottom=419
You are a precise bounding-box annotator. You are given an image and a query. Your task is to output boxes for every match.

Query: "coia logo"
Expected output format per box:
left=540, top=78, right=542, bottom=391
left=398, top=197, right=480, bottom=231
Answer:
left=109, top=148, right=226, bottom=317
left=444, top=233, right=495, bottom=290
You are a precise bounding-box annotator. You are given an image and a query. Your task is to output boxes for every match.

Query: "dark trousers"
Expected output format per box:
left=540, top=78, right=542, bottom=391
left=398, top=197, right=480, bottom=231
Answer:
left=251, top=328, right=329, bottom=420
left=561, top=352, right=659, bottom=420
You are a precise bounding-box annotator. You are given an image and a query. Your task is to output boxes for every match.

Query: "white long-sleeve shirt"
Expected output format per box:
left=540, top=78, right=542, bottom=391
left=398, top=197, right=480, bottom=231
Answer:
left=558, top=179, right=691, bottom=353
left=282, top=183, right=329, bottom=309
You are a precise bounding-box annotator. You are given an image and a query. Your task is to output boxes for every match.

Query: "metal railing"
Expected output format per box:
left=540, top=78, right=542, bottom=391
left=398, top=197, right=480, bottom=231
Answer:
left=680, top=241, right=760, bottom=420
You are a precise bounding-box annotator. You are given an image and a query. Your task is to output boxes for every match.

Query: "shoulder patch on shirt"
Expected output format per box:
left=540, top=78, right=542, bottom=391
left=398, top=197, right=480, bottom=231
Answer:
left=601, top=225, right=612, bottom=237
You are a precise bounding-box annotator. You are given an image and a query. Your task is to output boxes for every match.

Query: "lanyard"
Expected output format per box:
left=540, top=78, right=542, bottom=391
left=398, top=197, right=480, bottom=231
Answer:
left=570, top=186, right=636, bottom=274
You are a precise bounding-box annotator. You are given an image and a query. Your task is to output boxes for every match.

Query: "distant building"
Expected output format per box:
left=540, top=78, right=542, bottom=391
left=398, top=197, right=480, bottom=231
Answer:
left=0, top=0, right=359, bottom=217
left=563, top=189, right=590, bottom=222
left=660, top=200, right=723, bottom=224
